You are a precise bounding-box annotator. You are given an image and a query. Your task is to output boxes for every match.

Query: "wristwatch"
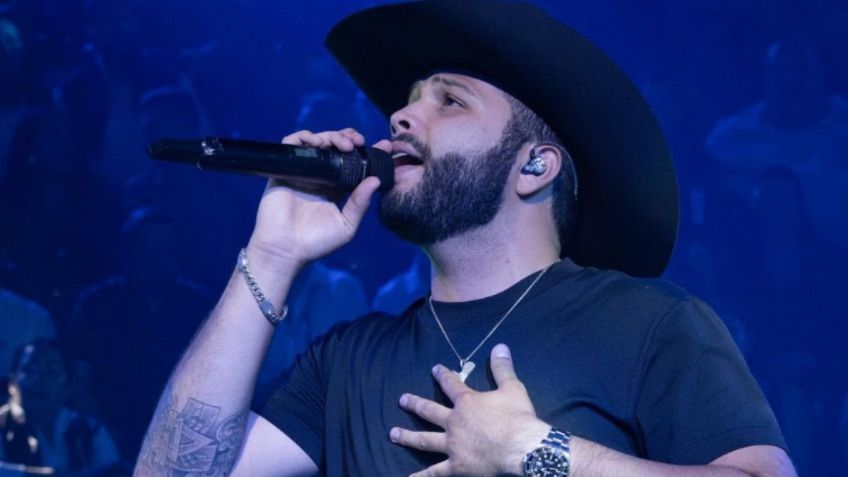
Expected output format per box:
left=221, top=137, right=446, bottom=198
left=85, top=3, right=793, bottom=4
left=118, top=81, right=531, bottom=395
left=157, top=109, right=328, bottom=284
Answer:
left=522, top=428, right=572, bottom=477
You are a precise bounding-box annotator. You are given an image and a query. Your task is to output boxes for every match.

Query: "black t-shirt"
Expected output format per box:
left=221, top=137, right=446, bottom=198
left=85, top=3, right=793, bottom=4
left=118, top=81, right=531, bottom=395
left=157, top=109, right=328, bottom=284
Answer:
left=261, top=261, right=786, bottom=475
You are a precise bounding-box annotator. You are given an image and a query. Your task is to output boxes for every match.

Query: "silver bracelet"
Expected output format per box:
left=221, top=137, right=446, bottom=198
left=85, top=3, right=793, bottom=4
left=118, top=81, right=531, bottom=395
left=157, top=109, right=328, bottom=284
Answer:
left=236, top=248, right=288, bottom=326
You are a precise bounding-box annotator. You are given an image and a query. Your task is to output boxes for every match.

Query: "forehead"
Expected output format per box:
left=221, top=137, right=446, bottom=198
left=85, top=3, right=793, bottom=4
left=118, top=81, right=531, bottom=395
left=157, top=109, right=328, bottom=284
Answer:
left=408, top=72, right=507, bottom=103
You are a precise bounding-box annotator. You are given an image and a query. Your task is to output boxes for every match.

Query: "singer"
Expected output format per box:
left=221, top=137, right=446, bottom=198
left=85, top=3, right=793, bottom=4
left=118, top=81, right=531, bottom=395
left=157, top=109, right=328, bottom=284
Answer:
left=134, top=1, right=794, bottom=476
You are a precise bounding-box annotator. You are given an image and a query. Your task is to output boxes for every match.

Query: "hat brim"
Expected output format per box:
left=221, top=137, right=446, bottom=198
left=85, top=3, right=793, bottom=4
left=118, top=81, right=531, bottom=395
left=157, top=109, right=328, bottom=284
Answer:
left=326, top=0, right=679, bottom=277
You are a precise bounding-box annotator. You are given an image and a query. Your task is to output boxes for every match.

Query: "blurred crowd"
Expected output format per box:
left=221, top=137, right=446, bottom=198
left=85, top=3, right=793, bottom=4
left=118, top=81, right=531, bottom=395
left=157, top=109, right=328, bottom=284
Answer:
left=0, top=0, right=845, bottom=475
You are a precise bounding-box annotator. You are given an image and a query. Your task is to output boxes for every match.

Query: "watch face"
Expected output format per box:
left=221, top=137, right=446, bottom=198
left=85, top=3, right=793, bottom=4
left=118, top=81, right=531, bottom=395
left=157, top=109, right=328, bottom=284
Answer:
left=523, top=446, right=569, bottom=477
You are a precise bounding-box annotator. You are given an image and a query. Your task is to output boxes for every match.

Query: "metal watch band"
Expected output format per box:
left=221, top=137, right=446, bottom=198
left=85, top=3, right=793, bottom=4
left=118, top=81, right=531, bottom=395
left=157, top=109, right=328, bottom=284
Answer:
left=237, top=248, right=288, bottom=326
left=542, top=428, right=572, bottom=452
left=523, top=427, right=572, bottom=477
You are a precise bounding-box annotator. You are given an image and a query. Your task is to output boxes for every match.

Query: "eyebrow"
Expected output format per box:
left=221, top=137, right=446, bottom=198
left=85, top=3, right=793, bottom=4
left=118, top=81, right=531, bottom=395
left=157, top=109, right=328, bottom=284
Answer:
left=408, top=75, right=479, bottom=101
left=432, top=75, right=478, bottom=97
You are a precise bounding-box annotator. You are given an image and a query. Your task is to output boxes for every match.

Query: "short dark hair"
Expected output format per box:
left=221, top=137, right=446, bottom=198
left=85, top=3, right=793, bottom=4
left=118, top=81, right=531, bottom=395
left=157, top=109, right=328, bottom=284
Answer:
left=503, top=94, right=579, bottom=255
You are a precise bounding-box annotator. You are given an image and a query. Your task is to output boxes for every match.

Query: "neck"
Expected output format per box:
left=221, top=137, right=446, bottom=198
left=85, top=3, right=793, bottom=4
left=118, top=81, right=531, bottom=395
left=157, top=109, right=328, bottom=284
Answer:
left=424, top=213, right=559, bottom=302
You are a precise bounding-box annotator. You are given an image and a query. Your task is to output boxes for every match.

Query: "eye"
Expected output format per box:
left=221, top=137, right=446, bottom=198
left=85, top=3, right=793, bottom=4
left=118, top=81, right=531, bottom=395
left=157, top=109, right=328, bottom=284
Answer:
left=442, top=94, right=464, bottom=108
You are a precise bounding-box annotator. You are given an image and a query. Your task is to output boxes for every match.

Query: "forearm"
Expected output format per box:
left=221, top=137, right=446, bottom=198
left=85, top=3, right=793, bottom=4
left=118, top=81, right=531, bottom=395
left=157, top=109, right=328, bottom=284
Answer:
left=569, top=437, right=795, bottom=477
left=134, top=245, right=300, bottom=477
left=133, top=128, right=382, bottom=476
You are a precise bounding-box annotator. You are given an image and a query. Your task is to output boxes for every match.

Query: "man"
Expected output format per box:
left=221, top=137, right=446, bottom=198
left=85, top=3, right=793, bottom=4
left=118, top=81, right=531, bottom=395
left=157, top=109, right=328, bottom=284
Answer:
left=1, top=340, right=122, bottom=474
left=134, top=1, right=794, bottom=476
left=68, top=207, right=211, bottom=460
left=706, top=36, right=848, bottom=252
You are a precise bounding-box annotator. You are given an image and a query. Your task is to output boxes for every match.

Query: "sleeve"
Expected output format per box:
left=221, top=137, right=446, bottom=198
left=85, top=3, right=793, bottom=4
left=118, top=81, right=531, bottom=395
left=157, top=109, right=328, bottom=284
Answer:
left=635, top=298, right=787, bottom=464
left=258, top=324, right=346, bottom=468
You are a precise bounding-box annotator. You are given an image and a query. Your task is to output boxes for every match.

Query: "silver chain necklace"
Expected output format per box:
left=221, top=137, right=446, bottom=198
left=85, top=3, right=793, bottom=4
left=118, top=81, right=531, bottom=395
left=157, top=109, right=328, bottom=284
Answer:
left=427, top=263, right=554, bottom=383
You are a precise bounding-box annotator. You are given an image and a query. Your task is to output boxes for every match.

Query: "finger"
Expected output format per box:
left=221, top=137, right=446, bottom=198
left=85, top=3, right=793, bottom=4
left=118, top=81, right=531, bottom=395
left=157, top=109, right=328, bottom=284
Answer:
left=399, top=393, right=450, bottom=428
left=289, top=130, right=353, bottom=151
left=371, top=139, right=393, bottom=154
left=409, top=460, right=451, bottom=477
left=297, top=131, right=327, bottom=148
left=490, top=344, right=519, bottom=387
left=340, top=176, right=380, bottom=233
left=389, top=428, right=447, bottom=453
left=432, top=365, right=473, bottom=403
left=339, top=128, right=365, bottom=146
left=280, top=129, right=312, bottom=145
left=326, top=132, right=356, bottom=152
left=281, top=130, right=314, bottom=146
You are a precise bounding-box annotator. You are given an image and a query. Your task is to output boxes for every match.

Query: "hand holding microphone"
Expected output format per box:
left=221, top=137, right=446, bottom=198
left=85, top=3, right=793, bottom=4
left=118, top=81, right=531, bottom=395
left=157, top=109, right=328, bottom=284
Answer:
left=147, top=133, right=395, bottom=192
left=149, top=128, right=394, bottom=274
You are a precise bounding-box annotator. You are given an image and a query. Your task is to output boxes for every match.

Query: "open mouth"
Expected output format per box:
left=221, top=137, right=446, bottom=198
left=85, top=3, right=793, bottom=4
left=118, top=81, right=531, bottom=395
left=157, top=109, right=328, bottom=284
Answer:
left=392, top=152, right=424, bottom=167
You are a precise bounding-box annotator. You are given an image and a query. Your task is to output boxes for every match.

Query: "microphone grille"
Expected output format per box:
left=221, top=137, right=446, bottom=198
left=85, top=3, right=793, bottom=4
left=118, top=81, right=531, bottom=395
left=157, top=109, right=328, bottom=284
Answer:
left=337, top=151, right=365, bottom=189
left=337, top=147, right=395, bottom=191
left=363, top=147, right=395, bottom=192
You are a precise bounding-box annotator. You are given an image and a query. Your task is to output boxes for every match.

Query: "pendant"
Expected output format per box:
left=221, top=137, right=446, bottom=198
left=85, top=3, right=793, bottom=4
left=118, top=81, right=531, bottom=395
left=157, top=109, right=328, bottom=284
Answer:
left=455, top=360, right=476, bottom=383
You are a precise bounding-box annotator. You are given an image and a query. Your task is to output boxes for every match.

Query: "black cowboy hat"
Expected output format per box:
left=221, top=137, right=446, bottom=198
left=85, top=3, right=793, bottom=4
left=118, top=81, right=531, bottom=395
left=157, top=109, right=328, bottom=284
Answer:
left=326, top=0, right=679, bottom=277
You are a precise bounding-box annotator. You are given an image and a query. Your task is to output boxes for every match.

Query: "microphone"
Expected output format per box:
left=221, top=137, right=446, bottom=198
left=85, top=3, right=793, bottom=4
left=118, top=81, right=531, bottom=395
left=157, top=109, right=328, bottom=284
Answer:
left=147, top=137, right=395, bottom=192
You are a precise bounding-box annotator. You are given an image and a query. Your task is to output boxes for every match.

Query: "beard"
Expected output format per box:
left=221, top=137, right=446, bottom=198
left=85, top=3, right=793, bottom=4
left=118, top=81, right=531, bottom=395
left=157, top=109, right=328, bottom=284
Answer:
left=378, top=121, right=527, bottom=245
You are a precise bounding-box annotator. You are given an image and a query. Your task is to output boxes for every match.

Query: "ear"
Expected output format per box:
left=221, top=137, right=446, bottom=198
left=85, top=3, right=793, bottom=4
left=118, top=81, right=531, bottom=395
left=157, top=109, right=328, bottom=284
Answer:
left=516, top=144, right=562, bottom=197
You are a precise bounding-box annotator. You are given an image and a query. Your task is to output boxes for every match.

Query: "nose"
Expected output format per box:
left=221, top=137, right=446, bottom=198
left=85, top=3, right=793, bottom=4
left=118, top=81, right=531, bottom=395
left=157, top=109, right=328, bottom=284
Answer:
left=390, top=103, right=417, bottom=136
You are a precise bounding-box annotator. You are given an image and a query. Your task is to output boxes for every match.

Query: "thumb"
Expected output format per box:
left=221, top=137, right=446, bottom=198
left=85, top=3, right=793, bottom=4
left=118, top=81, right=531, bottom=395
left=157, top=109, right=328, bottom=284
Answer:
left=490, top=344, right=518, bottom=387
left=340, top=176, right=380, bottom=233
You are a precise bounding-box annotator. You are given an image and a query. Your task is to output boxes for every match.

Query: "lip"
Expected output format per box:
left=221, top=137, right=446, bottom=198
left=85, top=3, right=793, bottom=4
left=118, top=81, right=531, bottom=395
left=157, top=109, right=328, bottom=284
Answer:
left=392, top=155, right=423, bottom=169
left=390, top=141, right=423, bottom=164
left=393, top=161, right=424, bottom=183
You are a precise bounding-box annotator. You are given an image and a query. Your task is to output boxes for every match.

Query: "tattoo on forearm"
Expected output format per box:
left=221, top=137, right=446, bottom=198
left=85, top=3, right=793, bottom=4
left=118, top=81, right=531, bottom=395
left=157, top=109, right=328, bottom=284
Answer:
left=136, top=392, right=248, bottom=476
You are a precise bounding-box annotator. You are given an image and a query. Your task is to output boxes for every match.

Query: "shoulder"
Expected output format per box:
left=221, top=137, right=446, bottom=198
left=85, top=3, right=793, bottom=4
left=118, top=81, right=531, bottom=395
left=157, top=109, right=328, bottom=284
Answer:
left=306, top=301, right=422, bottom=358
left=708, top=102, right=766, bottom=136
left=69, top=275, right=126, bottom=327
left=582, top=271, right=738, bottom=363
left=570, top=267, right=692, bottom=312
left=557, top=267, right=713, bottom=344
left=0, top=288, right=54, bottom=329
left=75, top=275, right=126, bottom=303
left=282, top=307, right=418, bottom=388
left=325, top=305, right=418, bottom=340
left=705, top=102, right=769, bottom=156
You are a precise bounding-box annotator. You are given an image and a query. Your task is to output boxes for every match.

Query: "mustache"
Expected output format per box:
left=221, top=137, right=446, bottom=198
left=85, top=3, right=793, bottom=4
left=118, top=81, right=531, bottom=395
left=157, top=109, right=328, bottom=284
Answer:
left=391, top=132, right=430, bottom=159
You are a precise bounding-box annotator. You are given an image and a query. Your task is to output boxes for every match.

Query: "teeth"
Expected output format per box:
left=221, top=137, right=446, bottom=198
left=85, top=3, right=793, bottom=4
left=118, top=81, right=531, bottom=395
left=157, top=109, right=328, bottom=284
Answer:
left=392, top=151, right=423, bottom=165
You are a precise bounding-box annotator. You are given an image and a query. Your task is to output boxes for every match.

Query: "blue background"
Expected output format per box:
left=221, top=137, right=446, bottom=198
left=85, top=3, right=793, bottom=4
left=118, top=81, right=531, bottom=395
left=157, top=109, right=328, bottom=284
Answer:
left=0, top=0, right=845, bottom=474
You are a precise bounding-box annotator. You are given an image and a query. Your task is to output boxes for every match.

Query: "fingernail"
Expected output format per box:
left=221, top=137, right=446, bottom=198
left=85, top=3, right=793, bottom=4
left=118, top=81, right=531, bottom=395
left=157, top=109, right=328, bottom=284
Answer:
left=389, top=428, right=400, bottom=442
left=431, top=365, right=440, bottom=376
left=399, top=394, right=409, bottom=407
left=494, top=344, right=511, bottom=358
